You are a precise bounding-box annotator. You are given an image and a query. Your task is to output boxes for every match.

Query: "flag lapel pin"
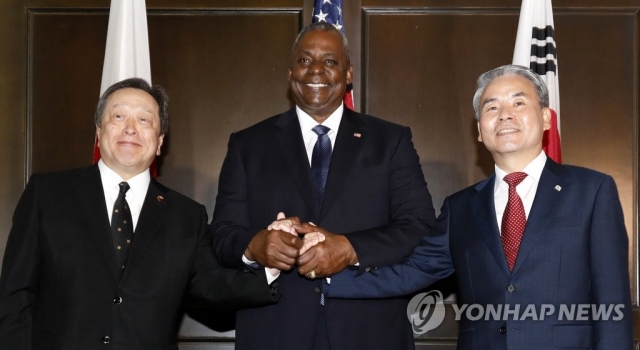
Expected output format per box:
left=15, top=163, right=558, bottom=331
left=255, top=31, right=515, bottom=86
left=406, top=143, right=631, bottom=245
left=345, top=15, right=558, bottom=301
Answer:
left=157, top=195, right=165, bottom=203
left=353, top=132, right=362, bottom=138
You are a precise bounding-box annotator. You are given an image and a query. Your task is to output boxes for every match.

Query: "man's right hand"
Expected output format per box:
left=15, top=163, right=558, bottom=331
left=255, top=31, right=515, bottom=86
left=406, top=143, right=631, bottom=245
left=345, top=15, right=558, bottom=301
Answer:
left=244, top=212, right=303, bottom=271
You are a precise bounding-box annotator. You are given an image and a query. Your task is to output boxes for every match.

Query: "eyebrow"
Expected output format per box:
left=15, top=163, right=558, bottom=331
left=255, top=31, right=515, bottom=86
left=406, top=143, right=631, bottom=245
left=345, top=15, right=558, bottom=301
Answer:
left=111, top=103, right=154, bottom=114
left=481, top=91, right=528, bottom=107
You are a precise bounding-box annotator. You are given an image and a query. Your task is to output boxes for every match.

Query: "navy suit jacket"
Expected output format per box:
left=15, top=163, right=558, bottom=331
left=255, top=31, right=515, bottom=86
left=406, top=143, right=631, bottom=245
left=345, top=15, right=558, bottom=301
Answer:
left=0, top=165, right=277, bottom=350
left=327, top=159, right=632, bottom=349
left=211, top=107, right=435, bottom=350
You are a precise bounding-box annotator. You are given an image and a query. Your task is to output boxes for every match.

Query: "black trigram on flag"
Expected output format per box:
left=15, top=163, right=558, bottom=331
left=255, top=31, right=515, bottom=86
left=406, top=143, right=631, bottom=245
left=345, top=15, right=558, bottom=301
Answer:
left=530, top=25, right=557, bottom=75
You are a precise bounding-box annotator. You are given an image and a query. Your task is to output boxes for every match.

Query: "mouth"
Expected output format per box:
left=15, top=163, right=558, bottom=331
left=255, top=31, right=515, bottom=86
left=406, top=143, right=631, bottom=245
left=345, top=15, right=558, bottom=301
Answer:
left=305, top=83, right=329, bottom=88
left=496, top=128, right=519, bottom=136
left=117, top=141, right=141, bottom=147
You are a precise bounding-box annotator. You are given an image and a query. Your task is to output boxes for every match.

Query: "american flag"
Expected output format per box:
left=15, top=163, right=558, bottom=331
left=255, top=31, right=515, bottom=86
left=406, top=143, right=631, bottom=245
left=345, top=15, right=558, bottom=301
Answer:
left=312, top=0, right=355, bottom=110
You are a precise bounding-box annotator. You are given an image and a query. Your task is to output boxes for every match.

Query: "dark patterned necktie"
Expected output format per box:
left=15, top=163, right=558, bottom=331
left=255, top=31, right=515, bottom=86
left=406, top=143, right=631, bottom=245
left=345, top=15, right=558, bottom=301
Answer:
left=501, top=172, right=528, bottom=271
left=111, top=181, right=133, bottom=276
left=311, top=125, right=332, bottom=207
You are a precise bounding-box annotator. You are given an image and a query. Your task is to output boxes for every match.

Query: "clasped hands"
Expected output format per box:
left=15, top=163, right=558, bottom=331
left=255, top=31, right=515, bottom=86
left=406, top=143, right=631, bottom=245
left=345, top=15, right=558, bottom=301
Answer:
left=244, top=212, right=358, bottom=279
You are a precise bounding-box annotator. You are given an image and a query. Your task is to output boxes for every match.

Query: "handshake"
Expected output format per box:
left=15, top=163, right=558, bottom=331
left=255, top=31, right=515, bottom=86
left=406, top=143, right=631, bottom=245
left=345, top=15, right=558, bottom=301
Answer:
left=244, top=212, right=358, bottom=280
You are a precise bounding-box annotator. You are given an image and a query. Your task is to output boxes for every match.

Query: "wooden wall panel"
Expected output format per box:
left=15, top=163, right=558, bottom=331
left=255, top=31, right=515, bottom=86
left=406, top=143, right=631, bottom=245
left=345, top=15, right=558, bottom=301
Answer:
left=30, top=12, right=106, bottom=174
left=0, top=0, right=29, bottom=271
left=362, top=9, right=517, bottom=210
left=29, top=10, right=301, bottom=217
left=147, top=11, right=301, bottom=215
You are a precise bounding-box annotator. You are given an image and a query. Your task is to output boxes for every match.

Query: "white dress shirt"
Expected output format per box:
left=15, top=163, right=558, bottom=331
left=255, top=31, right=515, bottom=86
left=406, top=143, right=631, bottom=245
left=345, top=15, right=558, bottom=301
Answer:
left=493, top=151, right=547, bottom=234
left=297, top=104, right=343, bottom=164
left=98, top=160, right=150, bottom=231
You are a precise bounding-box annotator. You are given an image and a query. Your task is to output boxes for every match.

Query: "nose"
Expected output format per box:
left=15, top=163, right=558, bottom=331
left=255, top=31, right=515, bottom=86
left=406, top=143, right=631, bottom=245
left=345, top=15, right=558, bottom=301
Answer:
left=123, top=119, right=137, bottom=135
left=498, top=107, right=514, bottom=121
left=309, top=61, right=325, bottom=74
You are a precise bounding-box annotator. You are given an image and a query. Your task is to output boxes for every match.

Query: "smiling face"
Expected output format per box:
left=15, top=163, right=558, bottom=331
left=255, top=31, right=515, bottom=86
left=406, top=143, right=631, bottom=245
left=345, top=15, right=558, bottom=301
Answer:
left=477, top=74, right=551, bottom=170
left=96, top=88, right=164, bottom=179
left=288, top=29, right=353, bottom=123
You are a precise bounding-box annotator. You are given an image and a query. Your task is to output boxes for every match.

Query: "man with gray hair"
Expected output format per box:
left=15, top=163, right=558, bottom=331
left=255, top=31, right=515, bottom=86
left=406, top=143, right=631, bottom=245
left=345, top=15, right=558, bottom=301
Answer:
left=323, top=65, right=632, bottom=349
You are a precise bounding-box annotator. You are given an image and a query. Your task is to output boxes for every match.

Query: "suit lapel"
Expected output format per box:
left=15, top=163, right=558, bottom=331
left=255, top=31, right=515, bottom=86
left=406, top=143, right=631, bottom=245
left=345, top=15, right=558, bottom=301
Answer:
left=511, top=159, right=568, bottom=274
left=320, top=109, right=364, bottom=219
left=273, top=109, right=318, bottom=220
left=471, top=176, right=511, bottom=277
left=120, top=180, right=169, bottom=284
left=74, top=165, right=120, bottom=284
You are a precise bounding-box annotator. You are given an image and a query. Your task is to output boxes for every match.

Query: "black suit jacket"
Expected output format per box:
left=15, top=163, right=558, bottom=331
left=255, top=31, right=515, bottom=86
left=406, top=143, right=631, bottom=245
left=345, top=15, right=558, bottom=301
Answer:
left=211, top=107, right=435, bottom=350
left=0, top=165, right=277, bottom=350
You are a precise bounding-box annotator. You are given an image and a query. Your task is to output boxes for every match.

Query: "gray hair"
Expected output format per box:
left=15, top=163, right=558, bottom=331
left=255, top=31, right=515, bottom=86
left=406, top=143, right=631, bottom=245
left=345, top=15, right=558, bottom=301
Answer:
left=472, top=64, right=549, bottom=120
left=94, top=78, right=169, bottom=135
left=292, top=21, right=351, bottom=65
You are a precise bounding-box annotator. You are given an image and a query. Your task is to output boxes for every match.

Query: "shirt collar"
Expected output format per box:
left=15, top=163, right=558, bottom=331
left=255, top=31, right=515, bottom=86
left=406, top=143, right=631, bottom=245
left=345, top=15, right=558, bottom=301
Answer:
left=98, top=159, right=151, bottom=203
left=494, top=151, right=547, bottom=191
left=296, top=103, right=343, bottom=133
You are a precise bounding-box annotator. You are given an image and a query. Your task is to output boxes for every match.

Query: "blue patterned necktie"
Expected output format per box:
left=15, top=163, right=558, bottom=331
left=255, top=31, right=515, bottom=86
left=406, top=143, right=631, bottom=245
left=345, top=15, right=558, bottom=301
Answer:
left=311, top=125, right=332, bottom=207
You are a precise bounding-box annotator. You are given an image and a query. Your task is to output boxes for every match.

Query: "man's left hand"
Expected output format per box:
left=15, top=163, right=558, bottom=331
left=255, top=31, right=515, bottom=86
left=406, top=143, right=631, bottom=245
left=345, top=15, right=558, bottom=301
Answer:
left=296, top=223, right=358, bottom=278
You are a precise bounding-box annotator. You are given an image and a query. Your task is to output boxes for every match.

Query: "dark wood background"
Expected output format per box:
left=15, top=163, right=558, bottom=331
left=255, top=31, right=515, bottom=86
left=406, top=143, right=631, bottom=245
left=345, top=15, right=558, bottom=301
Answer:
left=0, top=0, right=638, bottom=348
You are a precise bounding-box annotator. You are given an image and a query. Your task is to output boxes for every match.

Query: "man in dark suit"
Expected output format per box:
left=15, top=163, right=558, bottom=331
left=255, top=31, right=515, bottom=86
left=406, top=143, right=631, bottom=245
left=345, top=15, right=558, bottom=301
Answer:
left=0, top=78, right=279, bottom=349
left=323, top=65, right=633, bottom=349
left=210, top=22, right=434, bottom=349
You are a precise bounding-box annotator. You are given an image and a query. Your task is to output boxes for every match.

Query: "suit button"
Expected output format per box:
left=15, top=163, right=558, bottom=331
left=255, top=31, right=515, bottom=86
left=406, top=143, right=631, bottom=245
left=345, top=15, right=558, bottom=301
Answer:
left=113, top=296, right=123, bottom=304
left=499, top=326, right=506, bottom=335
left=314, top=287, right=321, bottom=293
left=102, top=335, right=111, bottom=344
left=507, top=284, right=515, bottom=293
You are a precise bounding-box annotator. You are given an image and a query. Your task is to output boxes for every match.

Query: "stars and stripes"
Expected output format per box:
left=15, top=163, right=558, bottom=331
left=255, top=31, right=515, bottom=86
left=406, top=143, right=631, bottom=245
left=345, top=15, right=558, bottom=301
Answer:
left=313, top=0, right=344, bottom=31
left=312, top=0, right=355, bottom=110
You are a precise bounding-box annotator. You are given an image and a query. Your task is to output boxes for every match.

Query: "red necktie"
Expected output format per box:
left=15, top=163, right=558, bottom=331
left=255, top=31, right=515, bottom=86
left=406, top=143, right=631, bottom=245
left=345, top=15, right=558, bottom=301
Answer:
left=501, top=172, right=528, bottom=271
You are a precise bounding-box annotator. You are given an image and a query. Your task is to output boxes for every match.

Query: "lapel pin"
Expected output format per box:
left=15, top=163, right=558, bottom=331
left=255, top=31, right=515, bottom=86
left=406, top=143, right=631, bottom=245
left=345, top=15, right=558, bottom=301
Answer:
left=353, top=132, right=362, bottom=138
left=554, top=185, right=562, bottom=192
left=157, top=195, right=165, bottom=203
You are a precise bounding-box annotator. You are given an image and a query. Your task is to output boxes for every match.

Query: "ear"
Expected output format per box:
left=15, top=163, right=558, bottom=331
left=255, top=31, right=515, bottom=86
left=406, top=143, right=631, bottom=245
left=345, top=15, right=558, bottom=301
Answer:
left=542, top=107, right=552, bottom=131
left=156, top=134, right=165, bottom=156
left=346, top=65, right=354, bottom=85
left=477, top=121, right=483, bottom=142
left=287, top=68, right=292, bottom=82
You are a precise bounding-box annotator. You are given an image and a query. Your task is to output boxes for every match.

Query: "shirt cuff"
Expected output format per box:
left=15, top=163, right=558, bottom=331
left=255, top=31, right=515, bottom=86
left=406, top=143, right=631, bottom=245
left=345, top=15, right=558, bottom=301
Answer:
left=266, top=268, right=280, bottom=284
left=242, top=254, right=255, bottom=266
